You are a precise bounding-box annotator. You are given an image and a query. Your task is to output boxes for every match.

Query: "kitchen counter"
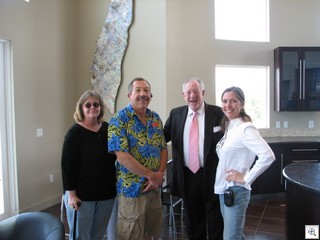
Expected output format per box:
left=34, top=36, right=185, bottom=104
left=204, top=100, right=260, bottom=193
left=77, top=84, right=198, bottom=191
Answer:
left=283, top=163, right=320, bottom=240
left=259, top=128, right=320, bottom=138
left=283, top=162, right=320, bottom=193
left=264, top=136, right=320, bottom=143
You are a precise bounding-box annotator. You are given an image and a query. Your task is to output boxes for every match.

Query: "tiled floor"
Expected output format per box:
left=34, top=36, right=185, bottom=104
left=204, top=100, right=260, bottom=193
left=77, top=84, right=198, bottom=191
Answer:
left=42, top=196, right=286, bottom=240
left=244, top=197, right=286, bottom=240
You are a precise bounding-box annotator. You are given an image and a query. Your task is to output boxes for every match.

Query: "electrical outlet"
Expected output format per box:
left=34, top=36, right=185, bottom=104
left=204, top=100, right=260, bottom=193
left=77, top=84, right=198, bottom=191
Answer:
left=276, top=121, right=281, bottom=129
left=36, top=128, right=43, bottom=137
left=49, top=174, right=54, bottom=183
left=283, top=121, right=288, bottom=128
left=309, top=120, right=314, bottom=128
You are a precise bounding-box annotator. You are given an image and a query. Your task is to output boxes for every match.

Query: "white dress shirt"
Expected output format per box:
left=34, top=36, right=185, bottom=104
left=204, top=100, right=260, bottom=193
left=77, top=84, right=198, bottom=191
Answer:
left=183, top=103, right=205, bottom=168
left=214, top=118, right=275, bottom=194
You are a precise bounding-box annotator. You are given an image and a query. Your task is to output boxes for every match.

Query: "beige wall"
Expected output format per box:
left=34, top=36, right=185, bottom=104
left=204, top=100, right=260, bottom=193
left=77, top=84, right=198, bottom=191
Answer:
left=0, top=0, right=77, bottom=212
left=75, top=0, right=166, bottom=120
left=0, top=0, right=319, bottom=212
left=165, top=0, right=320, bottom=131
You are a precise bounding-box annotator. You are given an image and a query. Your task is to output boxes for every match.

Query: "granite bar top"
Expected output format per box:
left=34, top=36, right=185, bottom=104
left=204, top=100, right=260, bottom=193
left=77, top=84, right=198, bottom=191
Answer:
left=283, top=163, right=320, bottom=193
left=259, top=129, right=320, bottom=138
left=264, top=136, right=320, bottom=143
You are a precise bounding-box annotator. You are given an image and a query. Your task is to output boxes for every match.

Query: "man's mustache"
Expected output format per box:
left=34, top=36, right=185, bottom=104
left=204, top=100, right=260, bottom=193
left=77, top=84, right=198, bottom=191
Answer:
left=138, top=94, right=152, bottom=101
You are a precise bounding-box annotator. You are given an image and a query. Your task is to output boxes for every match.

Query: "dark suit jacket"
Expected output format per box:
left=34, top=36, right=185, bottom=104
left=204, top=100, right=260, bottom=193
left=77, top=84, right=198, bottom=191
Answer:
left=164, top=102, right=224, bottom=200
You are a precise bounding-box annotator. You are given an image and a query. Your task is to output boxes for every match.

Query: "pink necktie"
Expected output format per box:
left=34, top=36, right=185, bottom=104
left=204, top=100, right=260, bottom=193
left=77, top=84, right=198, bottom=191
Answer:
left=189, top=112, right=199, bottom=173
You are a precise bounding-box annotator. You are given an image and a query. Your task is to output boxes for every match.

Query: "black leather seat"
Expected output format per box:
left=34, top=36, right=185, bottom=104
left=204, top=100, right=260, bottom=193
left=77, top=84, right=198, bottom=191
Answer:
left=0, top=212, right=65, bottom=240
left=161, top=160, right=184, bottom=240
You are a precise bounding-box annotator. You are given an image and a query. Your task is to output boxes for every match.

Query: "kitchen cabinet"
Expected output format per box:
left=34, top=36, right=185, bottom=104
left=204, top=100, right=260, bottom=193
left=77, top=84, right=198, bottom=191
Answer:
left=252, top=141, right=320, bottom=195
left=274, top=47, right=320, bottom=112
left=252, top=143, right=283, bottom=194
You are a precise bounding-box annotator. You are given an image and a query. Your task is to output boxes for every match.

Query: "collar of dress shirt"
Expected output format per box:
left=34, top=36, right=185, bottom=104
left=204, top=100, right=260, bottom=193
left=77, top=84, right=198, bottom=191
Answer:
left=228, top=117, right=243, bottom=129
left=187, top=102, right=205, bottom=117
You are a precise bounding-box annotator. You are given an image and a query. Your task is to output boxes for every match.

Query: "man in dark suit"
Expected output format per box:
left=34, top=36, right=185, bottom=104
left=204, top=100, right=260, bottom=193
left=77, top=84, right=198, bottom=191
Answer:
left=164, top=77, right=224, bottom=240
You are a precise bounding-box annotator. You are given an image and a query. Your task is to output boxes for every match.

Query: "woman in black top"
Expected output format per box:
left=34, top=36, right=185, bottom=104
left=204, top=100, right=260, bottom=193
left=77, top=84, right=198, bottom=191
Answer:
left=61, top=90, right=116, bottom=240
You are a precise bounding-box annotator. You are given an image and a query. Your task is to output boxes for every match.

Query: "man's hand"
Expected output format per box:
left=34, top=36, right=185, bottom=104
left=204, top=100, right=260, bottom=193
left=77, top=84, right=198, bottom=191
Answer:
left=147, top=171, right=165, bottom=189
left=142, top=181, right=157, bottom=193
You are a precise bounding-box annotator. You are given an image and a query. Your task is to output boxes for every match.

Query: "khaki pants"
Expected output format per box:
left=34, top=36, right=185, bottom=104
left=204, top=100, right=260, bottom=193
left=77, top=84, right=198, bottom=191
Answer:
left=117, top=191, right=162, bottom=240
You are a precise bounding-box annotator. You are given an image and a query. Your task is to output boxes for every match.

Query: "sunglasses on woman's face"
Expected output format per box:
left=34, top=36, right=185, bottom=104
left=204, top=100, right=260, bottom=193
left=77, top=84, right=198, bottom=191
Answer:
left=84, top=102, right=100, bottom=109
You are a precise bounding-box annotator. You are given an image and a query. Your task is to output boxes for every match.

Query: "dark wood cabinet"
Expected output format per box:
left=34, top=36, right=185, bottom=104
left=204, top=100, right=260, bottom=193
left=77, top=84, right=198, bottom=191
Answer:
left=252, top=143, right=283, bottom=194
left=274, top=47, right=320, bottom=112
left=252, top=141, right=320, bottom=195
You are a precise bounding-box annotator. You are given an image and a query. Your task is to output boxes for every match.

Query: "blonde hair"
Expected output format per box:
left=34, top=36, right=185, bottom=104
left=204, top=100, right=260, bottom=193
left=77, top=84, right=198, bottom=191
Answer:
left=73, top=90, right=105, bottom=122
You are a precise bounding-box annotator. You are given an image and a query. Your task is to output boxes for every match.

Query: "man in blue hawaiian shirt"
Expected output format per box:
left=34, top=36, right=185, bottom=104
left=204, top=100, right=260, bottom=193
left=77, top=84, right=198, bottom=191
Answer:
left=108, top=77, right=168, bottom=240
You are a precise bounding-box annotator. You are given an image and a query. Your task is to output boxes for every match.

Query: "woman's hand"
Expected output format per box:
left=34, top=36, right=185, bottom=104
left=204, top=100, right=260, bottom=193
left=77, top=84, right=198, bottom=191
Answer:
left=67, top=190, right=82, bottom=210
left=226, top=169, right=245, bottom=184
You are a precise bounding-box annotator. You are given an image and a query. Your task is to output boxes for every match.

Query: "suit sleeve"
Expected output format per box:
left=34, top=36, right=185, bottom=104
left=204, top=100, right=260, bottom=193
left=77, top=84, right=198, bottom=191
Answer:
left=164, top=111, right=172, bottom=142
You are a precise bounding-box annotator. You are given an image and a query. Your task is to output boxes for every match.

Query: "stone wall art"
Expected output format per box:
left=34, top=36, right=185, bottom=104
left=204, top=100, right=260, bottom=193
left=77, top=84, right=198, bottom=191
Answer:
left=91, top=0, right=133, bottom=114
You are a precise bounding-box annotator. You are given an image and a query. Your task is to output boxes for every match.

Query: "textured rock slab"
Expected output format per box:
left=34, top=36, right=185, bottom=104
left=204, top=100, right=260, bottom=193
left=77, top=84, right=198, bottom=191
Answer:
left=91, top=0, right=133, bottom=114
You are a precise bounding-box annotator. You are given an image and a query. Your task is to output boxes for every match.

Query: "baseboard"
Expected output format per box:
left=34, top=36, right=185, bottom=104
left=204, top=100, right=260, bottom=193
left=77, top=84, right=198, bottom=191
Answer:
left=251, top=192, right=286, bottom=200
left=20, top=194, right=62, bottom=213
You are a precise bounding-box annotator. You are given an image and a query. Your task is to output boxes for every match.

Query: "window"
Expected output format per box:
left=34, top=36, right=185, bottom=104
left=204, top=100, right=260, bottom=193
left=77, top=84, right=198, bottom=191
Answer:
left=0, top=39, right=18, bottom=220
left=215, top=65, right=270, bottom=128
left=0, top=41, right=6, bottom=216
left=215, top=0, right=269, bottom=42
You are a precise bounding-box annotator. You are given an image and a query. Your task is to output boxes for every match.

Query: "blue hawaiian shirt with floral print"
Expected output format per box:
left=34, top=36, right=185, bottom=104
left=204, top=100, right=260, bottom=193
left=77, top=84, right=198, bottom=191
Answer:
left=108, top=104, right=167, bottom=198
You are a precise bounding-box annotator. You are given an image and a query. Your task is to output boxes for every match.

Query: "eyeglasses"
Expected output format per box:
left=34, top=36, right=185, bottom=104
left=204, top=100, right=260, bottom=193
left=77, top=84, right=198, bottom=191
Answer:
left=84, top=102, right=100, bottom=109
left=184, top=90, right=202, bottom=96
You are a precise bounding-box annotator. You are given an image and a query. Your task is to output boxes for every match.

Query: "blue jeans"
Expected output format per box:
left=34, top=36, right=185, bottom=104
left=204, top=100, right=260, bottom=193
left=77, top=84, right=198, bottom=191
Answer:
left=64, top=193, right=115, bottom=240
left=106, top=196, right=118, bottom=240
left=219, top=186, right=250, bottom=240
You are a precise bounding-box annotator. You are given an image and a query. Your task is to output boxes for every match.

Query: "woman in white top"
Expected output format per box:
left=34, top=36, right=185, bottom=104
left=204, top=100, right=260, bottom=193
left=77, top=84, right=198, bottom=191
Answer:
left=214, top=86, right=275, bottom=239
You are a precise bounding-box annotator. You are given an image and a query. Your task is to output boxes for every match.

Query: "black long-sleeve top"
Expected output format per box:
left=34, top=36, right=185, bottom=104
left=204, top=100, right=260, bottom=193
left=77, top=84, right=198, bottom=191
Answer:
left=61, top=122, right=116, bottom=201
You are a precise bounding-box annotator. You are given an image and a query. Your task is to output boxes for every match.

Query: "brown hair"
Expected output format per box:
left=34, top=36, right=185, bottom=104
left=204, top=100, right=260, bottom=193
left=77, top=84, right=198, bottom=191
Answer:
left=220, top=86, right=252, bottom=132
left=128, top=77, right=152, bottom=93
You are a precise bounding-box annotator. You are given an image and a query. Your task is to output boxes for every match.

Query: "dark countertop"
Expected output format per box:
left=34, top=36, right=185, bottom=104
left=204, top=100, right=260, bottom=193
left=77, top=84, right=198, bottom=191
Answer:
left=264, top=136, right=320, bottom=143
left=283, top=163, right=320, bottom=240
left=283, top=163, right=320, bottom=193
